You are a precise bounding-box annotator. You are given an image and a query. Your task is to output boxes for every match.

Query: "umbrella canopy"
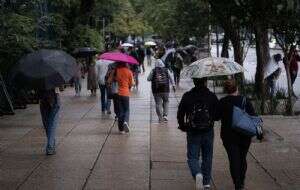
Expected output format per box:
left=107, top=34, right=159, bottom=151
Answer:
left=99, top=52, right=138, bottom=65
left=145, top=41, right=156, bottom=46
left=121, top=43, right=134, bottom=47
left=73, top=47, right=97, bottom=57
left=12, top=49, right=77, bottom=90
left=181, top=57, right=244, bottom=79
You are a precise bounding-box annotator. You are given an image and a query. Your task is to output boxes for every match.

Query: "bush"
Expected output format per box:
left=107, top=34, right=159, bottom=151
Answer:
left=0, top=13, right=37, bottom=75
left=68, top=25, right=104, bottom=52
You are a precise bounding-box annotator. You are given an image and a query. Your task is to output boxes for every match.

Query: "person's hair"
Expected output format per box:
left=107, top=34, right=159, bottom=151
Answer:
left=193, top=78, right=207, bottom=88
left=156, top=47, right=165, bottom=59
left=116, top=62, right=126, bottom=68
left=223, top=79, right=238, bottom=94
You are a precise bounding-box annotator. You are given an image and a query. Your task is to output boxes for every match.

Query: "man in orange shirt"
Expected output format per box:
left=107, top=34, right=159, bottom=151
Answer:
left=115, top=62, right=134, bottom=133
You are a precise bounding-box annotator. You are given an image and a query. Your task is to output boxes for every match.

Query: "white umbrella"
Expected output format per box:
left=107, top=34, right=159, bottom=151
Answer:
left=181, top=57, right=244, bottom=79
left=121, top=43, right=134, bottom=47
left=145, top=41, right=156, bottom=46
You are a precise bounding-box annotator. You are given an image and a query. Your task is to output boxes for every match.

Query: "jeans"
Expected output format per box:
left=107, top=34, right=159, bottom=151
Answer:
left=153, top=93, right=169, bottom=120
left=118, top=95, right=130, bottom=131
left=74, top=77, right=81, bottom=94
left=99, top=84, right=111, bottom=112
left=40, top=96, right=60, bottom=152
left=223, top=141, right=251, bottom=190
left=187, top=129, right=214, bottom=185
left=173, top=68, right=181, bottom=85
left=147, top=55, right=152, bottom=66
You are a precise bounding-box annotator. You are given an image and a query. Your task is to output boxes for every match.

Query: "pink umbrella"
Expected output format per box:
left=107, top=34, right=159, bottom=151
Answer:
left=99, top=52, right=138, bottom=65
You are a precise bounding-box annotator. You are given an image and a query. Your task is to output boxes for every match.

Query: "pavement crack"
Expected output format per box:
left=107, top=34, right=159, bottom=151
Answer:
left=81, top=119, right=117, bottom=190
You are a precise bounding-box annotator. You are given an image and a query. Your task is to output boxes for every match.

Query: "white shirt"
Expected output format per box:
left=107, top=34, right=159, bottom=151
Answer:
left=95, top=60, right=114, bottom=85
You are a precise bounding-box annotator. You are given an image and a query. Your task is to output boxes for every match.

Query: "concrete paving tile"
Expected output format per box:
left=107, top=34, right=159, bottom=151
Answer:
left=85, top=178, right=148, bottom=190
left=19, top=177, right=84, bottom=190
left=151, top=179, right=194, bottom=190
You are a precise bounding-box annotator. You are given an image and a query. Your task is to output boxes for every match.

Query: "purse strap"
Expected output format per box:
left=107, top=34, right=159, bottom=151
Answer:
left=241, top=96, right=247, bottom=111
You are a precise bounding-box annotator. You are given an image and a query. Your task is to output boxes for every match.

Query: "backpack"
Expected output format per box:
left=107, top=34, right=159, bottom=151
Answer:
left=153, top=67, right=169, bottom=89
left=187, top=101, right=213, bottom=131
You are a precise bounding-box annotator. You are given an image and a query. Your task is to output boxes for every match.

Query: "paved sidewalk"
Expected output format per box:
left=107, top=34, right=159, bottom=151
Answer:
left=0, top=66, right=300, bottom=190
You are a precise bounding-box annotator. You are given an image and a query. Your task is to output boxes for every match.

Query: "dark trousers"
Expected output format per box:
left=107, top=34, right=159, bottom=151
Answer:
left=112, top=94, right=119, bottom=118
left=118, top=95, right=130, bottom=131
left=99, top=84, right=111, bottom=111
left=291, top=71, right=298, bottom=85
left=187, top=129, right=214, bottom=185
left=223, top=141, right=251, bottom=190
left=173, top=68, right=181, bottom=85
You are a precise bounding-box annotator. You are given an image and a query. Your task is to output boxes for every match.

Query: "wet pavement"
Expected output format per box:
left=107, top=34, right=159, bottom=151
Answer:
left=0, top=64, right=300, bottom=190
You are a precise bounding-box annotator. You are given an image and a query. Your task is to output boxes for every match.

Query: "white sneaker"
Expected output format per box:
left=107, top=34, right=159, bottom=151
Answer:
left=203, top=184, right=211, bottom=190
left=195, top=173, right=203, bottom=190
left=163, top=116, right=168, bottom=122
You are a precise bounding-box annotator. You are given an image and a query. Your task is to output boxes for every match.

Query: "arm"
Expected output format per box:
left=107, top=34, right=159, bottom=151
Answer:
left=147, top=70, right=154, bottom=81
left=177, top=94, right=188, bottom=131
left=168, top=70, right=175, bottom=86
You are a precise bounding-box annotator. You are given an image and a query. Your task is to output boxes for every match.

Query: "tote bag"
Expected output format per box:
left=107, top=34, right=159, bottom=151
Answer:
left=232, top=97, right=263, bottom=137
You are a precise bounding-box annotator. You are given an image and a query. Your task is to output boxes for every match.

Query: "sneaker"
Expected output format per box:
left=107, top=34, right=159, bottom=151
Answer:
left=163, top=116, right=168, bottom=122
left=203, top=184, right=211, bottom=190
left=123, top=122, right=130, bottom=133
left=195, top=173, right=203, bottom=190
left=119, top=130, right=125, bottom=134
left=46, top=148, right=56, bottom=155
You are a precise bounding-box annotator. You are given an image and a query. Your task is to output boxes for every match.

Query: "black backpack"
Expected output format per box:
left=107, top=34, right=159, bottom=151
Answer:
left=153, top=67, right=169, bottom=88
left=187, top=100, right=213, bottom=131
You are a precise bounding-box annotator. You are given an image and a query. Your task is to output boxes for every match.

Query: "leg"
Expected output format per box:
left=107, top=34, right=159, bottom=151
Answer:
left=240, top=142, right=251, bottom=188
left=200, top=130, right=214, bottom=185
left=123, top=96, right=130, bottom=123
left=153, top=94, right=163, bottom=120
left=187, top=133, right=202, bottom=178
left=162, top=93, right=169, bottom=117
left=99, top=84, right=106, bottom=111
left=113, top=94, right=119, bottom=118
left=118, top=96, right=125, bottom=131
left=46, top=97, right=60, bottom=153
left=223, top=142, right=243, bottom=190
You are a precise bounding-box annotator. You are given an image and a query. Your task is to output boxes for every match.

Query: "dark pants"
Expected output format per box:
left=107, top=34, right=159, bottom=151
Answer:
left=223, top=141, right=251, bottom=190
left=112, top=94, right=119, bottom=118
left=291, top=70, right=298, bottom=85
left=99, top=84, right=111, bottom=112
left=173, top=68, right=181, bottom=85
left=187, top=129, right=214, bottom=185
left=118, top=95, right=130, bottom=131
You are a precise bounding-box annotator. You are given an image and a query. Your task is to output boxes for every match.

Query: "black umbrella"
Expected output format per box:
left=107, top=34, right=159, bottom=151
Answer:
left=12, top=49, right=77, bottom=90
left=73, top=47, right=97, bottom=58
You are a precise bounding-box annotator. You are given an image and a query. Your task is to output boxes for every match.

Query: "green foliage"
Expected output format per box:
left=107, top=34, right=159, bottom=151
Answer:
left=0, top=13, right=37, bottom=73
left=69, top=25, right=104, bottom=51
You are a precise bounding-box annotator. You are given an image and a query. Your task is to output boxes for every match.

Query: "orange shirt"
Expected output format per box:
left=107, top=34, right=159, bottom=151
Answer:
left=116, top=67, right=134, bottom=97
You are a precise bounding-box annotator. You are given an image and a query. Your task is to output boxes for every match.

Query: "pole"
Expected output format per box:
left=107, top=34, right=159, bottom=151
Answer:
left=102, top=18, right=105, bottom=42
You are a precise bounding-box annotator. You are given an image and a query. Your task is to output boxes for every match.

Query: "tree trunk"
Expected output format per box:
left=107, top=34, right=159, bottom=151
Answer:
left=254, top=23, right=269, bottom=114
left=283, top=50, right=294, bottom=115
left=221, top=32, right=229, bottom=58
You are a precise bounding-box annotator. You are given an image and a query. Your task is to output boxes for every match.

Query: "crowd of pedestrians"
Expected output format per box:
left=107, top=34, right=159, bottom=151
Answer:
left=35, top=42, right=300, bottom=190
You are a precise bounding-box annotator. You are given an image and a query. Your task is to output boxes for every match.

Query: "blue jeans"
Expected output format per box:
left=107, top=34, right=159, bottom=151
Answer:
left=74, top=77, right=82, bottom=94
left=153, top=93, right=169, bottom=120
left=99, top=84, right=111, bottom=112
left=40, top=96, right=60, bottom=152
left=187, top=129, right=214, bottom=185
left=118, top=95, right=130, bottom=131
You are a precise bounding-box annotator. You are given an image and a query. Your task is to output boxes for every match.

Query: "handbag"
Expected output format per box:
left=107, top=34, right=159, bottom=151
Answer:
left=231, top=97, right=263, bottom=137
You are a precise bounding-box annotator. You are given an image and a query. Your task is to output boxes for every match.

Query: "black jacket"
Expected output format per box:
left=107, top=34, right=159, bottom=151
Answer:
left=177, top=87, right=219, bottom=133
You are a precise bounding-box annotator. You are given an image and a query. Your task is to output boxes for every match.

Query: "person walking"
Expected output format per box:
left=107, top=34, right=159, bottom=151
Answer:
left=74, top=59, right=83, bottom=96
left=38, top=88, right=60, bottom=155
left=219, top=79, right=261, bottom=190
left=147, top=57, right=175, bottom=122
left=285, top=45, right=300, bottom=98
left=137, top=45, right=145, bottom=72
left=146, top=46, right=153, bottom=66
left=171, top=52, right=184, bottom=86
left=96, top=59, right=112, bottom=114
left=106, top=63, right=119, bottom=119
left=128, top=47, right=140, bottom=89
left=87, top=57, right=98, bottom=96
left=115, top=62, right=134, bottom=133
left=177, top=77, right=219, bottom=190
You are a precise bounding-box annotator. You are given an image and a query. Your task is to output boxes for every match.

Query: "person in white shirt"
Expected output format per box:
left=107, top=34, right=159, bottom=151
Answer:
left=96, top=59, right=114, bottom=114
